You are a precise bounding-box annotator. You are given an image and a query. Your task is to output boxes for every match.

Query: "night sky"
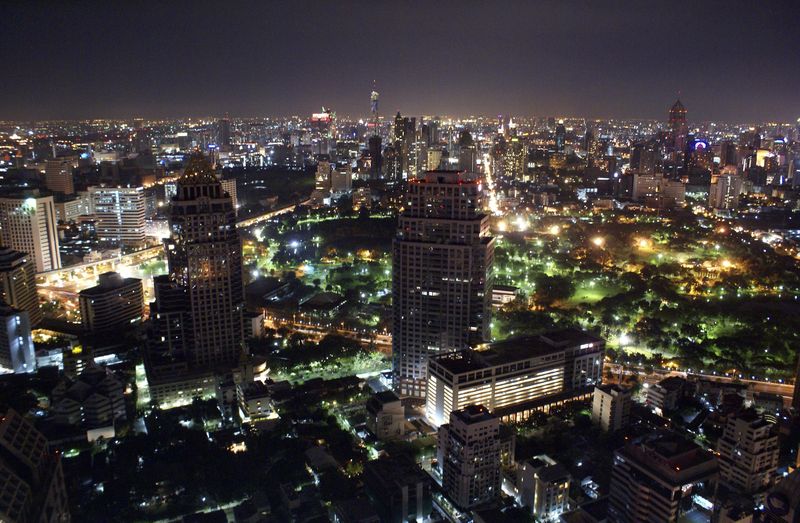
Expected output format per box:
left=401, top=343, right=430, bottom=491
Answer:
left=3, top=0, right=799, bottom=122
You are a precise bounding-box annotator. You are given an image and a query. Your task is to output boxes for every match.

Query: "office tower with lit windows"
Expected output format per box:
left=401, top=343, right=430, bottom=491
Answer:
left=44, top=158, right=75, bottom=195
left=78, top=271, right=144, bottom=334
left=555, top=120, right=566, bottom=152
left=0, top=408, right=70, bottom=522
left=716, top=409, right=778, bottom=496
left=709, top=166, right=743, bottom=210
left=145, top=154, right=244, bottom=404
left=0, top=195, right=61, bottom=272
left=437, top=405, right=501, bottom=510
left=89, top=186, right=147, bottom=246
left=609, top=432, right=718, bottom=523
left=392, top=170, right=494, bottom=398
left=0, top=303, right=35, bottom=374
left=0, top=247, right=42, bottom=327
left=517, top=454, right=571, bottom=520
left=425, top=329, right=604, bottom=427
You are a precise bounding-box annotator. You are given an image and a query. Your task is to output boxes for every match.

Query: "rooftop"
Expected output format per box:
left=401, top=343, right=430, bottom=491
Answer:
left=452, top=404, right=496, bottom=425
left=432, top=328, right=603, bottom=374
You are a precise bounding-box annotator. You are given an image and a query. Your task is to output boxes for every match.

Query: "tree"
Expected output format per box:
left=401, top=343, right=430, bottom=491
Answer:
left=534, top=274, right=575, bottom=306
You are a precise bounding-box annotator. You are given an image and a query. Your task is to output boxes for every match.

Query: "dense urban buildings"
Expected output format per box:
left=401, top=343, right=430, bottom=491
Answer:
left=88, top=186, right=147, bottom=246
left=392, top=170, right=494, bottom=398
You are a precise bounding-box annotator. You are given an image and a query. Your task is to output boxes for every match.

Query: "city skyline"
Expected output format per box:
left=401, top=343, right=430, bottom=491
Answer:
left=3, top=1, right=799, bottom=122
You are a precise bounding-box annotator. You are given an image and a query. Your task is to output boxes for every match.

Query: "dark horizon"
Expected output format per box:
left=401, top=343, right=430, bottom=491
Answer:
left=3, top=0, right=799, bottom=123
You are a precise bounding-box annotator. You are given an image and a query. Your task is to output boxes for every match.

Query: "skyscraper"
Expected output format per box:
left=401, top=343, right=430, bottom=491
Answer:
left=0, top=247, right=42, bottom=327
left=392, top=170, right=494, bottom=398
left=437, top=405, right=501, bottom=510
left=88, top=186, right=147, bottom=246
left=145, top=153, right=244, bottom=404
left=217, top=117, right=231, bottom=150
left=669, top=99, right=688, bottom=158
left=44, top=158, right=75, bottom=196
left=0, top=195, right=61, bottom=272
left=709, top=166, right=743, bottom=210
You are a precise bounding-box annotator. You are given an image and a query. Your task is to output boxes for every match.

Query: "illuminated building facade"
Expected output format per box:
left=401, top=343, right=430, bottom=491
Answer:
left=392, top=170, right=494, bottom=398
left=78, top=271, right=144, bottom=333
left=0, top=303, right=35, bottom=374
left=716, top=409, right=778, bottom=496
left=437, top=405, right=500, bottom=510
left=709, top=166, right=743, bottom=210
left=425, top=329, right=604, bottom=427
left=0, top=195, right=61, bottom=272
left=669, top=99, right=688, bottom=158
left=88, top=186, right=147, bottom=246
left=145, top=154, right=244, bottom=405
left=518, top=455, right=571, bottom=520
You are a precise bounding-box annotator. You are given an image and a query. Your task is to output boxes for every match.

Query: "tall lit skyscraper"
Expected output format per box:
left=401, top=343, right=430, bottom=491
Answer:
left=0, top=195, right=61, bottom=272
left=44, top=158, right=75, bottom=195
left=217, top=117, right=231, bottom=150
left=708, top=166, right=743, bottom=210
left=392, top=170, right=494, bottom=398
left=669, top=99, right=688, bottom=157
left=88, top=186, right=147, bottom=246
left=145, top=154, right=244, bottom=404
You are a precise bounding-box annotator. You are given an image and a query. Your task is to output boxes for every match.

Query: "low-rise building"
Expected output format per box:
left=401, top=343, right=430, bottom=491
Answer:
left=518, top=454, right=571, bottom=521
left=365, top=390, right=404, bottom=441
left=50, top=365, right=126, bottom=433
left=645, top=376, right=688, bottom=415
left=426, top=329, right=604, bottom=427
left=363, top=456, right=432, bottom=523
left=592, top=384, right=632, bottom=433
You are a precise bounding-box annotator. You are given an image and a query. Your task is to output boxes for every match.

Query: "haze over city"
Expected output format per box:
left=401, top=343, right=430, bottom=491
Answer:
left=3, top=0, right=799, bottom=121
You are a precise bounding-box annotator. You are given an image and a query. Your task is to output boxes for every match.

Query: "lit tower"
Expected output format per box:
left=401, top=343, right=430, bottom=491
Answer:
left=145, top=153, right=244, bottom=402
left=669, top=99, right=688, bottom=158
left=392, top=171, right=494, bottom=398
left=369, top=85, right=382, bottom=179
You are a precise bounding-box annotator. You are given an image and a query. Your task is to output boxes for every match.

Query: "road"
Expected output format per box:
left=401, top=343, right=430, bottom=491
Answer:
left=235, top=199, right=311, bottom=229
left=605, top=362, right=795, bottom=404
left=264, top=315, right=392, bottom=354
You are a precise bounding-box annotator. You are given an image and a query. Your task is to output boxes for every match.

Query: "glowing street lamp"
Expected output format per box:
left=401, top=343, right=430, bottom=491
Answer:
left=591, top=236, right=605, bottom=247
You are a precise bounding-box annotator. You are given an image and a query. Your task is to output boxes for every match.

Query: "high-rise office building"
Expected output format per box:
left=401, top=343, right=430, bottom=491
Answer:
left=425, top=329, right=605, bottom=427
left=368, top=135, right=383, bottom=179
left=0, top=247, right=42, bottom=327
left=89, top=186, right=147, bottom=246
left=609, top=432, right=718, bottom=523
left=0, top=408, right=70, bottom=522
left=0, top=195, right=61, bottom=272
left=669, top=99, right=688, bottom=158
left=555, top=121, right=566, bottom=152
left=217, top=117, right=231, bottom=150
left=392, top=170, right=494, bottom=398
left=79, top=271, right=144, bottom=333
left=145, top=154, right=244, bottom=404
left=592, top=384, right=632, bottom=433
left=716, top=409, right=778, bottom=496
left=437, top=405, right=501, bottom=510
left=0, top=303, right=35, bottom=373
left=709, top=167, right=743, bottom=210
left=44, top=158, right=75, bottom=195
